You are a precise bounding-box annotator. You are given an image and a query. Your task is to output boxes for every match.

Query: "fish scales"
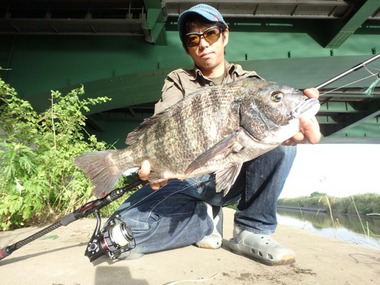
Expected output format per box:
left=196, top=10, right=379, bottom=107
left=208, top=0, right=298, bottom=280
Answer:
left=189, top=87, right=225, bottom=153
left=149, top=86, right=237, bottom=173
left=150, top=84, right=236, bottom=170
left=74, top=77, right=320, bottom=197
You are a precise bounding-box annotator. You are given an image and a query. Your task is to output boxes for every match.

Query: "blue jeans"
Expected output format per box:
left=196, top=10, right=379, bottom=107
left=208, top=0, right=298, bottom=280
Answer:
left=106, top=145, right=296, bottom=255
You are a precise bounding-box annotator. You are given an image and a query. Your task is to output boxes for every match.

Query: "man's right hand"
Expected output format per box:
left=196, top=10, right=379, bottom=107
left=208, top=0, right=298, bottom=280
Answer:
left=138, top=160, right=168, bottom=190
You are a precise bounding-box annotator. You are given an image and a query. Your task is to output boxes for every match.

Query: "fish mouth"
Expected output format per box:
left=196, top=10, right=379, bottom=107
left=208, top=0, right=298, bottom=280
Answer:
left=292, top=98, right=320, bottom=119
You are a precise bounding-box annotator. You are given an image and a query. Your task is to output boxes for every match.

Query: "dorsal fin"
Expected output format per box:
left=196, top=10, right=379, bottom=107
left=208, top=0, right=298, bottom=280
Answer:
left=125, top=112, right=164, bottom=145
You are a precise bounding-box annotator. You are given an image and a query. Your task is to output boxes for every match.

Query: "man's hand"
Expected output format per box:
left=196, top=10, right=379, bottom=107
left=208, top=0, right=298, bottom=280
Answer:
left=284, top=88, right=321, bottom=145
left=138, top=160, right=168, bottom=190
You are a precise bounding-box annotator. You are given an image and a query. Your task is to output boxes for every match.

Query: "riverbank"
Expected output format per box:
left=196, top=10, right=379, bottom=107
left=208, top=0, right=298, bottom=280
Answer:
left=277, top=207, right=380, bottom=250
left=1, top=208, right=379, bottom=285
left=277, top=205, right=380, bottom=219
left=278, top=193, right=380, bottom=216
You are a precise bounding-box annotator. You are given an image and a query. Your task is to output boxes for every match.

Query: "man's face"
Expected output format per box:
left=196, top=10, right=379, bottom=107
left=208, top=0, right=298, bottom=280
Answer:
left=184, top=24, right=229, bottom=73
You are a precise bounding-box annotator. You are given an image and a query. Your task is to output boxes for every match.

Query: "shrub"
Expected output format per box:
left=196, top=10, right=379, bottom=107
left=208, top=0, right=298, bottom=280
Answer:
left=0, top=78, right=111, bottom=229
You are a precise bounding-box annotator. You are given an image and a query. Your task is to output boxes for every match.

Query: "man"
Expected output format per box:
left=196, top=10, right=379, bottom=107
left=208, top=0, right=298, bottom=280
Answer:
left=106, top=4, right=321, bottom=265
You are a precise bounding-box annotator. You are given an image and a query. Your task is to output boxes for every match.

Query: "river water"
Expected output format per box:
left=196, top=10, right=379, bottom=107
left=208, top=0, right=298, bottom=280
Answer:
left=277, top=208, right=380, bottom=250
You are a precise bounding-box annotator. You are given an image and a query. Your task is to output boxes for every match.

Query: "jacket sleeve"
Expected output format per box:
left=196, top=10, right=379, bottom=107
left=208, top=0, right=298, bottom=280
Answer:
left=154, top=71, right=185, bottom=115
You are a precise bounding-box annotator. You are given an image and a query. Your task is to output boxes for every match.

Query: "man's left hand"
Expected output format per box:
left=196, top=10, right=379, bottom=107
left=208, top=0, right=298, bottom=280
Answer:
left=284, top=88, right=321, bottom=145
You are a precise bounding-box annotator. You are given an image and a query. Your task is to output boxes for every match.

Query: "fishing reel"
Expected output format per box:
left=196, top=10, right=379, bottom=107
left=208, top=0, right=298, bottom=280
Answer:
left=85, top=212, right=134, bottom=262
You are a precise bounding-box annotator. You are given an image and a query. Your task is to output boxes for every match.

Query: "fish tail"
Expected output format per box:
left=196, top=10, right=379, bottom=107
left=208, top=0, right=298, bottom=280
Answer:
left=74, top=150, right=129, bottom=197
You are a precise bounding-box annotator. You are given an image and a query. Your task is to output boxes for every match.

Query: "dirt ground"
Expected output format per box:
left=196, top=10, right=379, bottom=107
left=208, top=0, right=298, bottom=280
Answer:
left=0, top=208, right=379, bottom=285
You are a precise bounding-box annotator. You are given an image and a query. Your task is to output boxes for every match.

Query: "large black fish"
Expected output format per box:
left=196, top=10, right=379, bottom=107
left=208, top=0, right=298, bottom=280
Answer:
left=75, top=77, right=320, bottom=197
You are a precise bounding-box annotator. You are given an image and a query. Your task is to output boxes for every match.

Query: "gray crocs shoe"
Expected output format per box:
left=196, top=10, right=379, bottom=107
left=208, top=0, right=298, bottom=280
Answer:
left=195, top=203, right=223, bottom=249
left=227, top=227, right=295, bottom=265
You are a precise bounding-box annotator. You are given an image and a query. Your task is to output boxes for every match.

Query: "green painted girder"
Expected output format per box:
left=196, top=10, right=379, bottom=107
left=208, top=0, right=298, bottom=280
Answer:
left=323, top=121, right=380, bottom=139
left=47, top=68, right=171, bottom=115
left=318, top=101, right=358, bottom=113
left=5, top=32, right=380, bottom=140
left=317, top=100, right=380, bottom=123
left=27, top=56, right=379, bottom=117
left=320, top=91, right=380, bottom=100
left=326, top=0, right=380, bottom=48
left=143, top=0, right=167, bottom=44
left=317, top=116, right=338, bottom=125
left=323, top=104, right=380, bottom=136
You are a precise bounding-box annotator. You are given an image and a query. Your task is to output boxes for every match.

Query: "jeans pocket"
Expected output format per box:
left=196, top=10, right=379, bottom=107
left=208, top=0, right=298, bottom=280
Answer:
left=124, top=210, right=160, bottom=234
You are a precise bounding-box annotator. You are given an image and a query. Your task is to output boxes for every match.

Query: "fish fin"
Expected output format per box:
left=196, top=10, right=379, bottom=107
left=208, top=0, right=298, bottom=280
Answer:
left=74, top=150, right=124, bottom=197
left=125, top=114, right=162, bottom=145
left=185, top=131, right=243, bottom=174
left=215, top=163, right=243, bottom=194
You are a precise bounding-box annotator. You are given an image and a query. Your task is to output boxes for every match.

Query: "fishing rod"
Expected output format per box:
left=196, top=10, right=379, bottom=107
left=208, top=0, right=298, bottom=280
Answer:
left=0, top=178, right=144, bottom=262
left=315, top=53, right=380, bottom=90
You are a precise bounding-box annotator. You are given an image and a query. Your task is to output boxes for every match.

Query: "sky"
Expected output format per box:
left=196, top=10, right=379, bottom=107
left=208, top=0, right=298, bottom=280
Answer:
left=280, top=143, right=380, bottom=198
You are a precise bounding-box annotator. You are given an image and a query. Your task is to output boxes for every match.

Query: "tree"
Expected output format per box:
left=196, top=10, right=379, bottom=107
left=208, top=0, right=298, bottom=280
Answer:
left=310, top=192, right=327, bottom=198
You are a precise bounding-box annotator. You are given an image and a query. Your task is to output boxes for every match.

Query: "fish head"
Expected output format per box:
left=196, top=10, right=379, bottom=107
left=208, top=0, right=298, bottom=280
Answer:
left=239, top=81, right=320, bottom=144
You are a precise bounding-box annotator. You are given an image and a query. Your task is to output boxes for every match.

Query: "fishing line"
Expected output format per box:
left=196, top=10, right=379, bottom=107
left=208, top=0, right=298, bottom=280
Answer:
left=320, top=72, right=379, bottom=97
left=364, top=76, right=380, bottom=96
left=316, top=53, right=380, bottom=98
left=118, top=176, right=215, bottom=215
left=363, top=66, right=380, bottom=96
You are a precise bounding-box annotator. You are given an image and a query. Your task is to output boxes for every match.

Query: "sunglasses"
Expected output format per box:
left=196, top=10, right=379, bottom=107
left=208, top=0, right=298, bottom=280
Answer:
left=184, top=26, right=222, bottom=47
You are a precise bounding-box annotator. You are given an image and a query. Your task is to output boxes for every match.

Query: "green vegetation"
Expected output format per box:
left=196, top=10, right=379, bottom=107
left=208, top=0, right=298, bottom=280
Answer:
left=278, top=192, right=380, bottom=215
left=0, top=77, right=124, bottom=230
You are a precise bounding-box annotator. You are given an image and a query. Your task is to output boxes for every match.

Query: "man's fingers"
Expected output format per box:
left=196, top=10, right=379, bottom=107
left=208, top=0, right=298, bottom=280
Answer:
left=138, top=160, right=151, bottom=181
left=300, top=116, right=321, bottom=144
left=150, top=180, right=169, bottom=191
left=303, top=88, right=319, bottom=99
left=288, top=132, right=305, bottom=144
left=138, top=160, right=168, bottom=190
left=150, top=183, right=160, bottom=190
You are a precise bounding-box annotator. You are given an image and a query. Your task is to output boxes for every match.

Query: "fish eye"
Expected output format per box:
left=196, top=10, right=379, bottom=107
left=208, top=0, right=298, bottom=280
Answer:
left=271, top=91, right=284, bottom=102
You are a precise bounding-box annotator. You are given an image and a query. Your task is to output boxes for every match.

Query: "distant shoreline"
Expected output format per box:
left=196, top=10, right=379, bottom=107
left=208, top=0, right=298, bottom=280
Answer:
left=277, top=205, right=327, bottom=212
left=277, top=205, right=380, bottom=219
left=278, top=193, right=380, bottom=218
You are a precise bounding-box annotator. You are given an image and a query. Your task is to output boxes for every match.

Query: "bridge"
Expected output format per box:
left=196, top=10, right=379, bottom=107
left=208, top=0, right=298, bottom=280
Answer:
left=1, top=0, right=380, bottom=147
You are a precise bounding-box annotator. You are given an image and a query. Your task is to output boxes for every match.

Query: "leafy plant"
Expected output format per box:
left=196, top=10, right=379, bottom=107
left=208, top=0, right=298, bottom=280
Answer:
left=0, top=78, right=111, bottom=230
